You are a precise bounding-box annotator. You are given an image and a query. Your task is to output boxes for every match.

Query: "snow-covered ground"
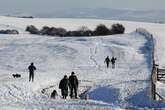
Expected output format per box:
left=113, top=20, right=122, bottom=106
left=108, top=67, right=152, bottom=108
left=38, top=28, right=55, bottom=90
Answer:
left=0, top=16, right=165, bottom=109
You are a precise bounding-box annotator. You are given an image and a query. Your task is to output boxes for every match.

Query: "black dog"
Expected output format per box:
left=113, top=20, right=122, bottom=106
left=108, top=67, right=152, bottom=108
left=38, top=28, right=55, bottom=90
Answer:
left=12, top=74, right=21, bottom=78
left=51, top=90, right=58, bottom=99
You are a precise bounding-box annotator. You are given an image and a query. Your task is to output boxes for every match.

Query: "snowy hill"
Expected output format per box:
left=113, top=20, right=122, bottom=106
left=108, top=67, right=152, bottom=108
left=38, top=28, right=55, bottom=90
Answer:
left=0, top=16, right=165, bottom=109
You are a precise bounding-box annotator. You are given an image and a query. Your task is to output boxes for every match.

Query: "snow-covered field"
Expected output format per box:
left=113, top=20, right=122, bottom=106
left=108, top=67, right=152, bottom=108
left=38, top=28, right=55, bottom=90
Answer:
left=0, top=16, right=165, bottom=109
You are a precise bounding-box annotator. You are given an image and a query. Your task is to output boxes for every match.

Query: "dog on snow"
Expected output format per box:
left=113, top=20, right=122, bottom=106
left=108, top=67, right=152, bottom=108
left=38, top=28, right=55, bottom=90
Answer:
left=12, top=74, right=21, bottom=78
left=51, top=90, right=58, bottom=99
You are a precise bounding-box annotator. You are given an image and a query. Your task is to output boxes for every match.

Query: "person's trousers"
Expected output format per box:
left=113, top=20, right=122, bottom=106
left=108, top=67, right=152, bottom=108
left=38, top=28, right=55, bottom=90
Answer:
left=106, top=62, right=109, bottom=68
left=112, top=63, right=115, bottom=69
left=70, top=87, right=77, bottom=98
left=61, top=89, right=68, bottom=99
left=29, top=73, right=34, bottom=82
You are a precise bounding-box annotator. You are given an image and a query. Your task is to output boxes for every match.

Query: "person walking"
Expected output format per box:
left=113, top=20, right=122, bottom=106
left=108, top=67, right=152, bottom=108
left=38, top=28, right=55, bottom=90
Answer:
left=111, top=57, right=117, bottom=69
left=104, top=56, right=110, bottom=68
left=69, top=72, right=79, bottom=99
left=59, top=75, right=70, bottom=99
left=28, top=62, right=36, bottom=82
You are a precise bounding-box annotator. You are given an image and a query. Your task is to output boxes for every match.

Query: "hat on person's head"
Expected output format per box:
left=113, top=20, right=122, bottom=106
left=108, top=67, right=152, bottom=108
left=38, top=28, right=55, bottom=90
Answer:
left=64, top=75, right=67, bottom=78
left=71, top=72, right=75, bottom=75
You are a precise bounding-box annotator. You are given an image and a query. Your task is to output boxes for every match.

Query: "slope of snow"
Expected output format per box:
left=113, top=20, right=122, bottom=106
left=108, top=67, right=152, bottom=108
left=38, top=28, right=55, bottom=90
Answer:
left=0, top=33, right=153, bottom=109
left=0, top=16, right=165, bottom=109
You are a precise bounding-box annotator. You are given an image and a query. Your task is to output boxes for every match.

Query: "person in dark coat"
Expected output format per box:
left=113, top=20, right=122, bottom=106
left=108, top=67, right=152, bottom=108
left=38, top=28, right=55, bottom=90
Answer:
left=28, top=62, right=36, bottom=82
left=69, top=72, right=79, bottom=99
left=59, top=75, right=70, bottom=99
left=104, top=56, right=110, bottom=68
left=111, top=57, right=117, bottom=69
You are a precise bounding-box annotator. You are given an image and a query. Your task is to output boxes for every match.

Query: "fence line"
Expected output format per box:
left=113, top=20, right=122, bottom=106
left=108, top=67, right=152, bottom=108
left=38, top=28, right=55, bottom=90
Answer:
left=135, top=28, right=157, bottom=100
left=150, top=33, right=164, bottom=100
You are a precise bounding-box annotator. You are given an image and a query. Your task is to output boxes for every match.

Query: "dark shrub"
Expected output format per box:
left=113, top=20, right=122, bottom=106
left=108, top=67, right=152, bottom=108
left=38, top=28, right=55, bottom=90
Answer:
left=26, top=25, right=39, bottom=34
left=7, top=30, right=19, bottom=34
left=55, top=28, right=67, bottom=36
left=40, top=26, right=50, bottom=35
left=77, top=26, right=93, bottom=36
left=111, top=23, right=125, bottom=34
left=0, top=29, right=19, bottom=34
left=65, top=30, right=92, bottom=37
left=47, top=27, right=57, bottom=36
left=40, top=26, right=67, bottom=36
left=82, top=30, right=93, bottom=36
left=65, top=31, right=72, bottom=36
left=20, top=16, right=33, bottom=18
left=94, top=24, right=110, bottom=36
left=64, top=26, right=93, bottom=37
left=66, top=31, right=81, bottom=36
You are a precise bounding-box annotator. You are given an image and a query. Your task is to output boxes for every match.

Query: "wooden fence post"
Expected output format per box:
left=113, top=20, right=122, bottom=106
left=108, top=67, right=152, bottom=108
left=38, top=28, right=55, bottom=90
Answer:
left=151, top=35, right=157, bottom=100
left=151, top=64, right=156, bottom=100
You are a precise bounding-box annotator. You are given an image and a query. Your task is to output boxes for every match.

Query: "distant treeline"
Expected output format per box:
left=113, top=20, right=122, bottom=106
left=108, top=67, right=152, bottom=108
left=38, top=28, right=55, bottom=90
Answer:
left=26, top=23, right=125, bottom=37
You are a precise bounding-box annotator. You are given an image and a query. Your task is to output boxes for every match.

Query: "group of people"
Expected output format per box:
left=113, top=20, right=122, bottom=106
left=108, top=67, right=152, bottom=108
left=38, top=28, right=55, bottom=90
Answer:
left=27, top=56, right=116, bottom=99
left=28, top=63, right=79, bottom=99
left=104, top=56, right=117, bottom=68
left=59, top=72, right=79, bottom=99
left=28, top=55, right=116, bottom=83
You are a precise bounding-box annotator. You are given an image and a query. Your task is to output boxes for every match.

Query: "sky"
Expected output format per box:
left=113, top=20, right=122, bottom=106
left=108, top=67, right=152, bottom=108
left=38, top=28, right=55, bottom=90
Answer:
left=0, top=0, right=164, bottom=14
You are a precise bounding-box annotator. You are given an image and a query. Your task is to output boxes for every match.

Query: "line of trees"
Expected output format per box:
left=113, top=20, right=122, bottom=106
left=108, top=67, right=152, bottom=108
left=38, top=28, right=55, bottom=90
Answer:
left=26, top=23, right=125, bottom=37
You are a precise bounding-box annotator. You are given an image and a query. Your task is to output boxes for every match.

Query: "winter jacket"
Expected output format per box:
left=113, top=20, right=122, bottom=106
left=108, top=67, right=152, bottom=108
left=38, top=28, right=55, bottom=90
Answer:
left=111, top=57, right=117, bottom=64
left=105, top=57, right=110, bottom=63
left=69, top=75, right=79, bottom=88
left=28, top=65, right=36, bottom=73
left=59, top=78, right=70, bottom=96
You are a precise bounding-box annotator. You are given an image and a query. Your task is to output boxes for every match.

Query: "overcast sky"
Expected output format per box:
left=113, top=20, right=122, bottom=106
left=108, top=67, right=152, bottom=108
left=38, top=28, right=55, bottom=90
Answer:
left=0, top=0, right=164, bottom=14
